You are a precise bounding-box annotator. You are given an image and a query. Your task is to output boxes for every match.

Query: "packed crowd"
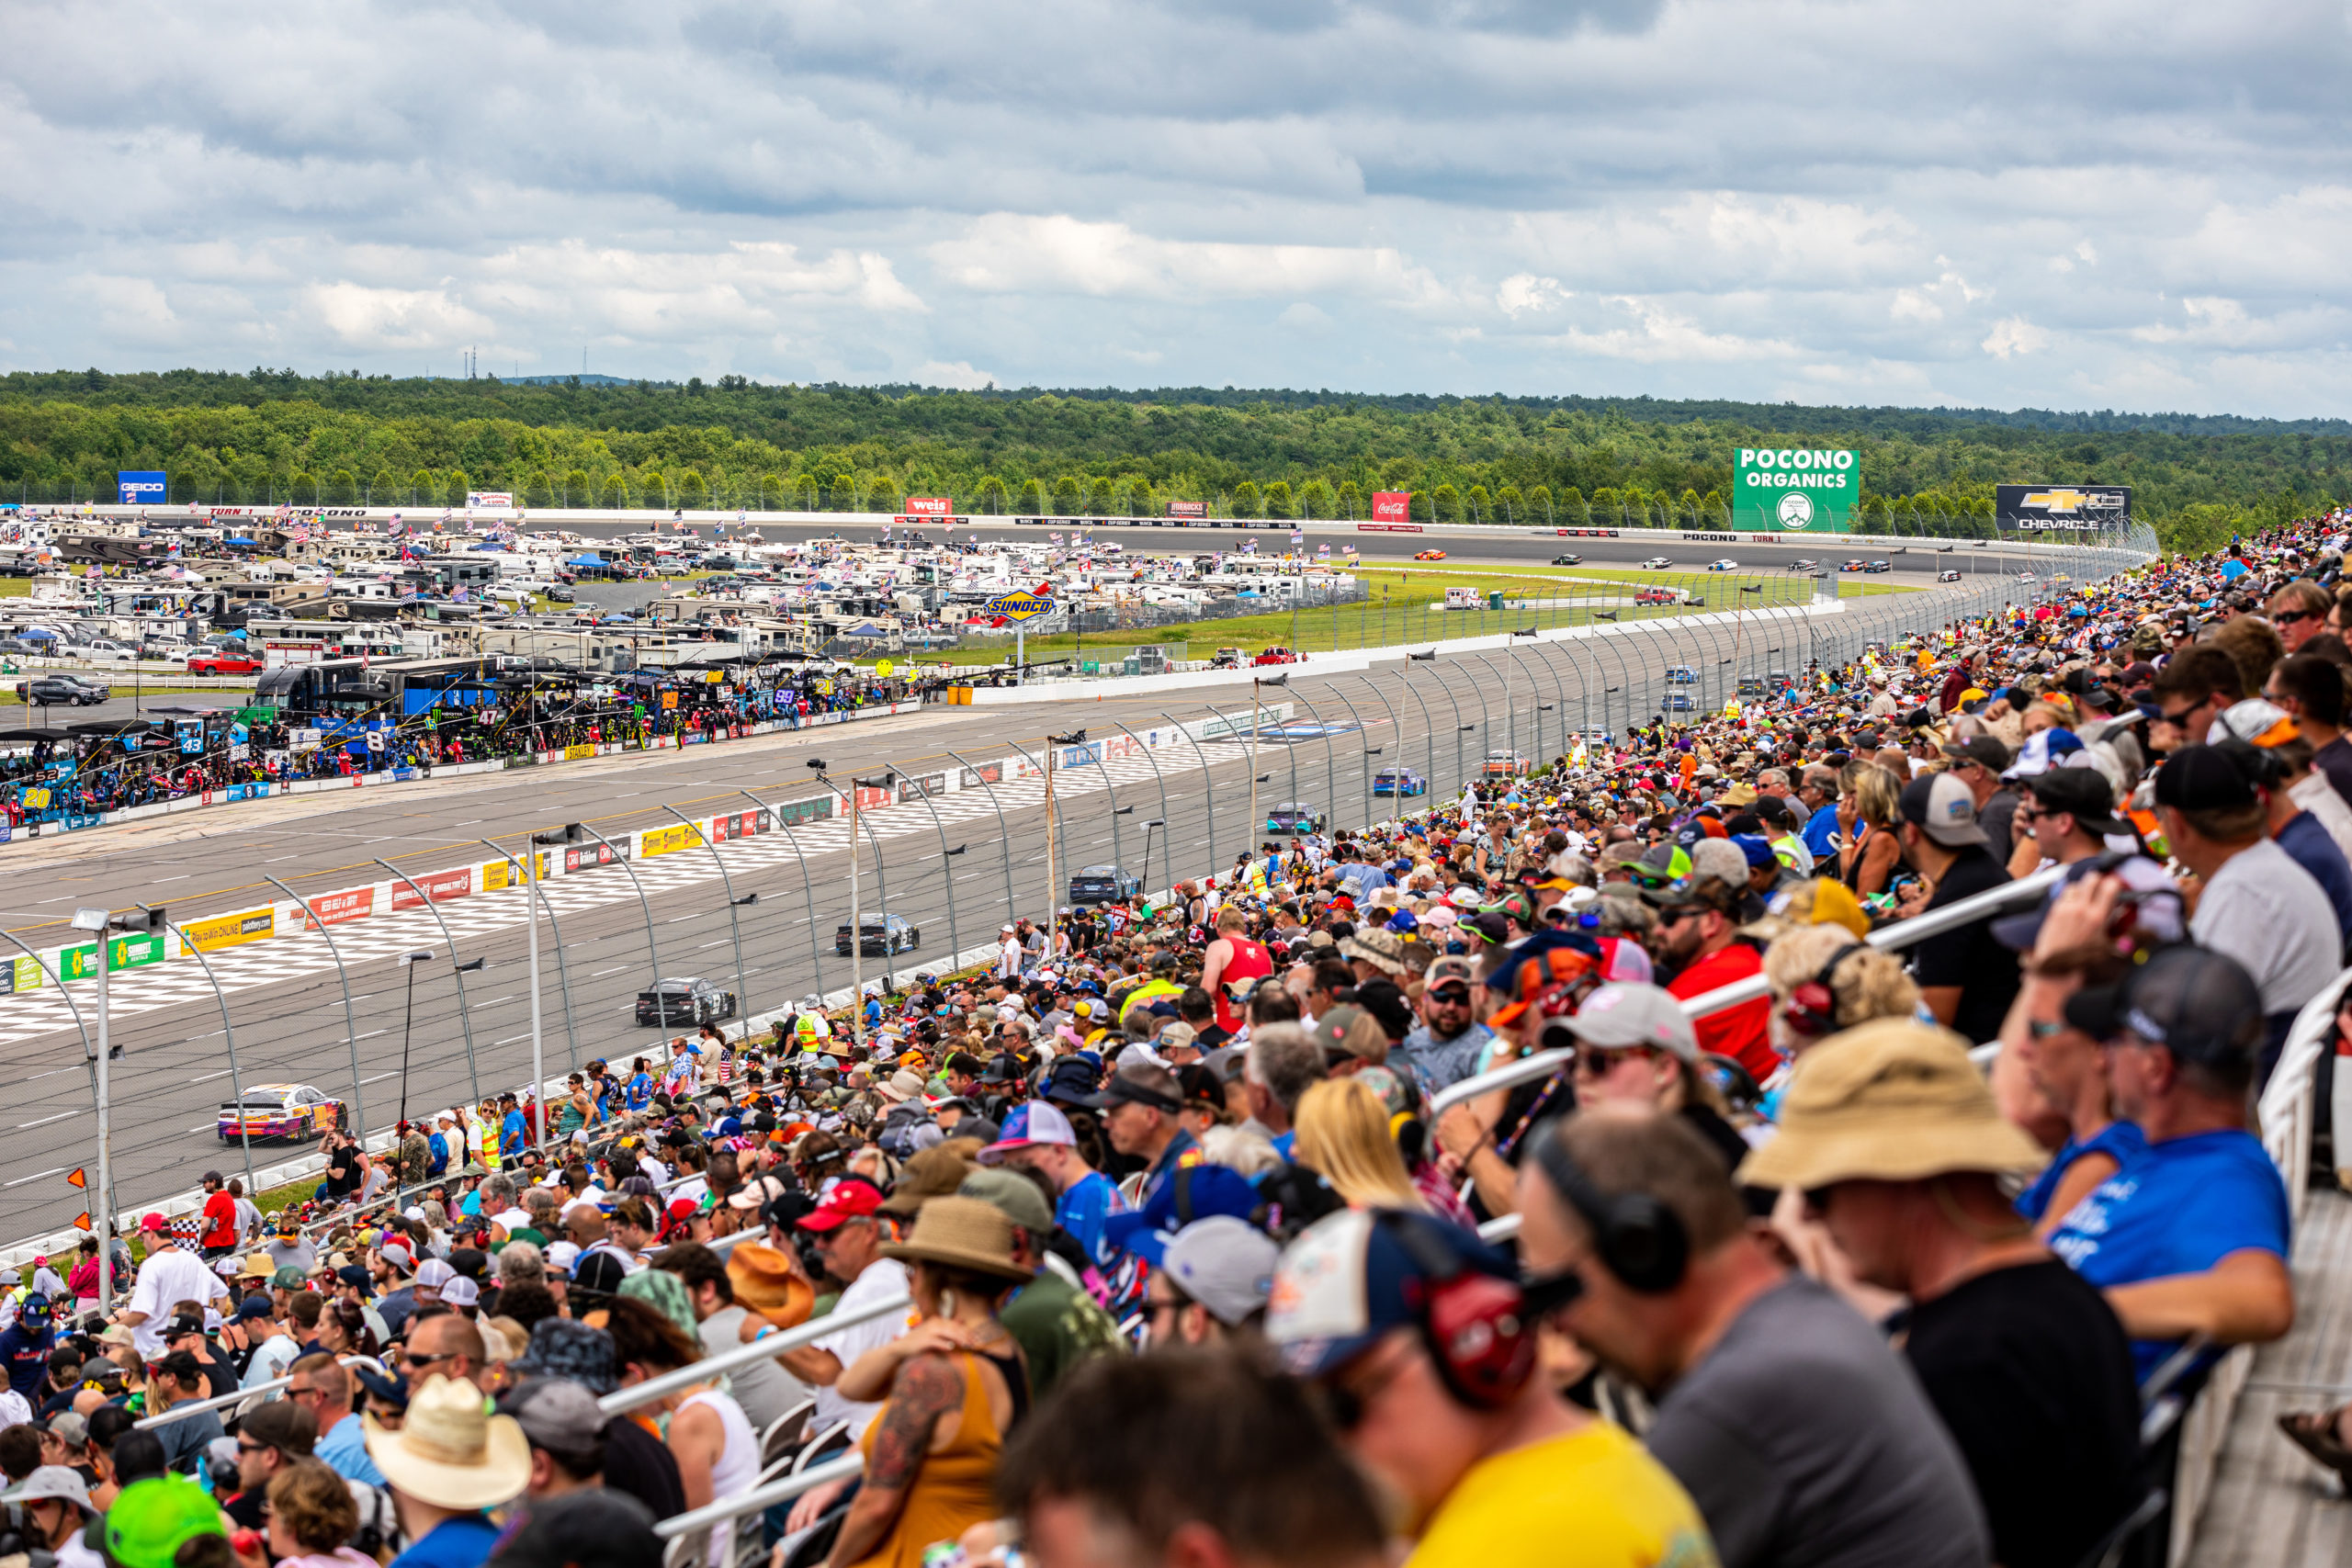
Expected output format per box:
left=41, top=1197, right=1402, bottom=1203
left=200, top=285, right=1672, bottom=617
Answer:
left=15, top=518, right=2352, bottom=1568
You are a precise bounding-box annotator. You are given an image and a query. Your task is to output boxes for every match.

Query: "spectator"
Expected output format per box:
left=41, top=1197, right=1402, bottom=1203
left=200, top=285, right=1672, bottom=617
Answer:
left=11, top=1466, right=96, bottom=1560
left=2266, top=650, right=2352, bottom=807
left=364, top=1373, right=527, bottom=1568
left=144, top=1353, right=222, bottom=1477
left=1269, top=1206, right=1715, bottom=1566
left=1395, top=955, right=1492, bottom=1095
left=261, top=1456, right=370, bottom=1568
left=658, top=1241, right=811, bottom=1433
left=120, top=1214, right=229, bottom=1358
left=1891, top=771, right=2022, bottom=1043
left=401, top=1311, right=486, bottom=1396
left=500, top=1378, right=610, bottom=1503
left=1514, top=1111, right=1987, bottom=1568
left=1740, top=1018, right=2143, bottom=1568
left=222, top=1397, right=316, bottom=1535
left=198, top=1172, right=238, bottom=1260
left=995, top=1347, right=1388, bottom=1568
left=507, top=1318, right=683, bottom=1524
left=1938, top=736, right=2018, bottom=859
left=2047, top=940, right=2296, bottom=1379
left=2148, top=643, right=2243, bottom=748
left=2010, top=766, right=2131, bottom=874
left=99, top=1473, right=232, bottom=1568
left=960, top=1168, right=1125, bottom=1400
left=2152, top=745, right=2338, bottom=1068
left=1555, top=982, right=1749, bottom=1175
left=1646, top=878, right=1774, bottom=1083
left=1143, top=1217, right=1280, bottom=1348
left=288, top=1355, right=385, bottom=1489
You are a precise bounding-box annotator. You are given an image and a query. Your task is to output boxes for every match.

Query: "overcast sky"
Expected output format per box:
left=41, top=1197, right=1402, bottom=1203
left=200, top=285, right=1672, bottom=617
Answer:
left=5, top=0, right=2347, bottom=416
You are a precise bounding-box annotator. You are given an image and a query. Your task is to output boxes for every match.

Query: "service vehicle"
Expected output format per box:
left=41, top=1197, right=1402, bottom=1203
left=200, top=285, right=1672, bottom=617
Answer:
left=1252, top=646, right=1301, bottom=666
left=1634, top=587, right=1681, bottom=605
left=835, top=912, right=921, bottom=956
left=634, top=976, right=739, bottom=1027
left=1210, top=648, right=1247, bottom=669
left=187, top=649, right=266, bottom=675
left=217, top=1084, right=346, bottom=1144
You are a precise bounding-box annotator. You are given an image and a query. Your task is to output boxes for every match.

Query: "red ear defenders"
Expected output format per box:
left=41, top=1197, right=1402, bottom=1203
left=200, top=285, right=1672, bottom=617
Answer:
left=1781, top=942, right=1866, bottom=1042
left=1375, top=1210, right=1535, bottom=1410
left=1529, top=1121, right=1690, bottom=1294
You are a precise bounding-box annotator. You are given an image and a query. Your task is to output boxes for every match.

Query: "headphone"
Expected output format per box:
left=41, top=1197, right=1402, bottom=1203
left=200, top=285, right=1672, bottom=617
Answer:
left=1374, top=1210, right=1534, bottom=1410
left=1781, top=942, right=1868, bottom=1042
left=1529, top=1122, right=1690, bottom=1294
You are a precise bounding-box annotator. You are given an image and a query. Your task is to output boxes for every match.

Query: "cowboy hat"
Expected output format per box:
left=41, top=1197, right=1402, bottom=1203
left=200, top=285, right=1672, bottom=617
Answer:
left=724, top=1243, right=816, bottom=1327
left=878, top=1195, right=1034, bottom=1281
left=364, top=1373, right=530, bottom=1512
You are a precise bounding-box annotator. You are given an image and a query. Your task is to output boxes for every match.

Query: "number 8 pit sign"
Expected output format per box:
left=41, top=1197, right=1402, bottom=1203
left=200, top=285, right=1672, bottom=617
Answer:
left=1734, top=448, right=1859, bottom=533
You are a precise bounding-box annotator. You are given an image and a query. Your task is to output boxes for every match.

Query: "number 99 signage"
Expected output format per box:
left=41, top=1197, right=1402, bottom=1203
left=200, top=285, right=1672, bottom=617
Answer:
left=1734, top=448, right=1859, bottom=533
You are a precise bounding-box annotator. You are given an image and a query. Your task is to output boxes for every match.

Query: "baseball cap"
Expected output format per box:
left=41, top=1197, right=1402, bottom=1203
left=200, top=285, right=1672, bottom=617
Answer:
left=2211, top=698, right=2300, bottom=749
left=566, top=1252, right=628, bottom=1303
left=104, top=1477, right=224, bottom=1568
left=2152, top=745, right=2259, bottom=812
left=957, top=1168, right=1054, bottom=1235
left=797, top=1178, right=886, bottom=1233
left=2018, top=767, right=2129, bottom=839
left=2062, top=942, right=2263, bottom=1070
left=1898, top=773, right=1989, bottom=849
left=440, top=1276, right=481, bottom=1308
left=1563, top=982, right=1699, bottom=1063
left=1161, top=1217, right=1281, bottom=1328
left=1073, top=1066, right=1184, bottom=1115
left=1727, top=833, right=1776, bottom=871
left=1940, top=735, right=2014, bottom=773
left=976, top=1101, right=1078, bottom=1166
left=239, top=1397, right=316, bottom=1457
left=234, top=1295, right=275, bottom=1323
left=502, top=1377, right=609, bottom=1454
left=1102, top=1164, right=1263, bottom=1268
left=1265, top=1208, right=1520, bottom=1379
left=1424, top=954, right=1476, bottom=990
left=727, top=1175, right=790, bottom=1213
left=414, top=1258, right=457, bottom=1290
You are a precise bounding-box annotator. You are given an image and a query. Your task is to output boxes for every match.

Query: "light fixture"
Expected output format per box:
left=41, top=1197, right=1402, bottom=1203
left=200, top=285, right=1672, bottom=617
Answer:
left=71, top=908, right=108, bottom=933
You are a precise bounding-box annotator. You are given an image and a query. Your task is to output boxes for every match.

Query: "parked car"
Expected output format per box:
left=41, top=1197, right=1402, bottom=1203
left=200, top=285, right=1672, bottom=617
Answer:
left=835, top=912, right=921, bottom=956
left=1413, top=548, right=1448, bottom=561
left=78, top=639, right=142, bottom=663
left=1373, top=768, right=1427, bottom=796
left=1705, top=558, right=1739, bottom=571
left=542, top=584, right=576, bottom=603
left=217, top=1083, right=345, bottom=1144
left=634, top=976, right=738, bottom=1026
left=1550, top=552, right=1584, bottom=565
left=1252, top=646, right=1301, bottom=667
left=1482, top=750, right=1532, bottom=776
left=17, top=674, right=108, bottom=706
left=1640, top=556, right=1673, bottom=570
left=1069, top=863, right=1143, bottom=906
left=187, top=649, right=265, bottom=675
left=1265, top=801, right=1327, bottom=834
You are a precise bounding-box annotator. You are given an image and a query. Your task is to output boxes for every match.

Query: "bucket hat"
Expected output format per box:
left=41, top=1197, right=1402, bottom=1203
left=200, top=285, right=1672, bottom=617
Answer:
left=877, top=1195, right=1034, bottom=1281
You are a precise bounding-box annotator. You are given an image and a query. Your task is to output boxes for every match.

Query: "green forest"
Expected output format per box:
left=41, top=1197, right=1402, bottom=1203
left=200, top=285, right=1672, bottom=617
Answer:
left=6, top=368, right=2346, bottom=556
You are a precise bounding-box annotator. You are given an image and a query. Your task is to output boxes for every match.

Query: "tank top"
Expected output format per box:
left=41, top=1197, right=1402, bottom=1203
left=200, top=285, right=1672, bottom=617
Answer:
left=1211, top=936, right=1272, bottom=1034
left=679, top=1387, right=759, bottom=1564
left=850, top=1354, right=1008, bottom=1568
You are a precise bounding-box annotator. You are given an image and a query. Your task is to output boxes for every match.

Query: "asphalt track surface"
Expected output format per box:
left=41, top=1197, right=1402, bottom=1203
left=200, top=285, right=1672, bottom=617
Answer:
left=0, top=549, right=2071, bottom=1241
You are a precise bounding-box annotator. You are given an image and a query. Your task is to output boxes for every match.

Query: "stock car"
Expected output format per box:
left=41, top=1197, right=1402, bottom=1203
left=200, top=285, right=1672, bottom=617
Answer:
left=1790, top=558, right=1819, bottom=572
left=187, top=649, right=266, bottom=675
left=1551, top=552, right=1584, bottom=566
left=217, top=1084, right=346, bottom=1144
left=1373, top=767, right=1428, bottom=796
left=1663, top=664, right=1697, bottom=684
left=1265, top=801, right=1328, bottom=834
left=1937, top=570, right=1962, bottom=581
left=1482, top=750, right=1532, bottom=777
left=1639, top=556, right=1673, bottom=570
left=835, top=912, right=921, bottom=956
left=1839, top=559, right=1869, bottom=572
left=1865, top=560, right=1893, bottom=574
left=1069, top=863, right=1144, bottom=906
left=1705, top=558, right=1739, bottom=571
left=1663, top=693, right=1698, bottom=713
left=1413, top=548, right=1448, bottom=561
left=634, top=976, right=739, bottom=1027
left=2018, top=570, right=2038, bottom=582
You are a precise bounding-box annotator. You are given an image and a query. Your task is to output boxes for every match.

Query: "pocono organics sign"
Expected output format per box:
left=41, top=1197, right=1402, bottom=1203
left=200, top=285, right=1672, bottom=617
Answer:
left=1733, top=448, right=1859, bottom=533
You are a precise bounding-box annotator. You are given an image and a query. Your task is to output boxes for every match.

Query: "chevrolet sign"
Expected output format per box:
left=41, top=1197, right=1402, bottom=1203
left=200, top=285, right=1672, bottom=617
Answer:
left=1996, top=483, right=2132, bottom=533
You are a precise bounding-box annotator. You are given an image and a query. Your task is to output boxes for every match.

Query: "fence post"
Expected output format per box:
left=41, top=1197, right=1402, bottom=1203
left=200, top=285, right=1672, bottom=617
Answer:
left=942, top=754, right=1020, bottom=928
left=1105, top=722, right=1174, bottom=873
left=1319, top=683, right=1376, bottom=829
left=1285, top=691, right=1342, bottom=831
left=478, top=840, right=579, bottom=1074
left=658, top=807, right=754, bottom=1028
left=263, top=875, right=369, bottom=1145
left=888, top=761, right=962, bottom=967
left=0, top=931, right=109, bottom=1235
left=372, top=859, right=483, bottom=1107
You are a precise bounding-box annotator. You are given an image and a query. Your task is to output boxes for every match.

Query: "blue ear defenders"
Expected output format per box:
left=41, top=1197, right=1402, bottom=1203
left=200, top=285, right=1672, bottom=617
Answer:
left=1528, top=1122, right=1690, bottom=1294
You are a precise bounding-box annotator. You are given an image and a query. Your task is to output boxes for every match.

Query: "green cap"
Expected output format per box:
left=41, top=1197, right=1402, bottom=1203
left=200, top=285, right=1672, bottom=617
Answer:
left=271, top=1267, right=306, bottom=1291
left=105, top=1477, right=225, bottom=1568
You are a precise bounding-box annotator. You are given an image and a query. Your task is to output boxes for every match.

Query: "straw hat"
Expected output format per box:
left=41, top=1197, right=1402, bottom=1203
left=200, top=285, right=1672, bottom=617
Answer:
left=878, top=1195, right=1034, bottom=1281
left=725, top=1243, right=815, bottom=1327
left=1736, top=1019, right=2048, bottom=1190
left=363, top=1373, right=530, bottom=1511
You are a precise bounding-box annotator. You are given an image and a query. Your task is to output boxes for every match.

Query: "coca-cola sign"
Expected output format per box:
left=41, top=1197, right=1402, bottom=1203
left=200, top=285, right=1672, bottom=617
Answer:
left=1371, top=491, right=1411, bottom=524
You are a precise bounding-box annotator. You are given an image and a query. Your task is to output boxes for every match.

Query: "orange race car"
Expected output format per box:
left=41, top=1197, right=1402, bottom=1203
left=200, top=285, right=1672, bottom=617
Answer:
left=1413, top=547, right=1447, bottom=561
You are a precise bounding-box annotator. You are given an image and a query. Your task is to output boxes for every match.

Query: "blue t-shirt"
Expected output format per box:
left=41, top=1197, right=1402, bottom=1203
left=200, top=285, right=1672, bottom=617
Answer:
left=1801, top=805, right=1841, bottom=862
left=426, top=1132, right=448, bottom=1176
left=1055, top=1170, right=1128, bottom=1271
left=2015, top=1121, right=2148, bottom=1223
left=499, top=1110, right=526, bottom=1156
left=2047, top=1128, right=2290, bottom=1380
left=390, top=1514, right=501, bottom=1568
left=626, top=1073, right=654, bottom=1111
left=2277, top=810, right=2352, bottom=951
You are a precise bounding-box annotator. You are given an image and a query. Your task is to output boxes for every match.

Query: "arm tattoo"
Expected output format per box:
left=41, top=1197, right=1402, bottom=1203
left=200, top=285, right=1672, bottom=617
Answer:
left=865, top=1354, right=962, bottom=1491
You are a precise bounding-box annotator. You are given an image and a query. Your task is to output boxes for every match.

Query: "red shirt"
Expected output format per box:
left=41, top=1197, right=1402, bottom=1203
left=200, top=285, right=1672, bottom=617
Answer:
left=1665, top=942, right=1776, bottom=1085
left=200, top=1189, right=238, bottom=1250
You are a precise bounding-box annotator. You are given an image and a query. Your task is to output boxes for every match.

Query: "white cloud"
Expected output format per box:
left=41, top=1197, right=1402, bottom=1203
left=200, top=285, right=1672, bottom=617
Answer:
left=1981, top=317, right=2051, bottom=358
left=1496, top=274, right=1566, bottom=317
left=933, top=215, right=1448, bottom=307
left=909, top=359, right=999, bottom=389
left=304, top=283, right=492, bottom=350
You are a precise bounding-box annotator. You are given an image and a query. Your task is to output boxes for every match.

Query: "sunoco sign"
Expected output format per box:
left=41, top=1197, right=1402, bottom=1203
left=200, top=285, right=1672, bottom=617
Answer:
left=1734, top=448, right=1859, bottom=534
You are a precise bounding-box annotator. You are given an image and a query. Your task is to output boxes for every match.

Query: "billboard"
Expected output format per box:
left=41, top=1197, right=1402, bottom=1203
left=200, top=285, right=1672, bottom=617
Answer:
left=467, top=491, right=515, bottom=509
left=1371, top=491, right=1411, bottom=524
left=117, top=470, right=166, bottom=505
left=1996, top=484, right=2132, bottom=533
left=1733, top=449, right=1858, bottom=533
left=904, top=496, right=954, bottom=515
left=1166, top=500, right=1208, bottom=520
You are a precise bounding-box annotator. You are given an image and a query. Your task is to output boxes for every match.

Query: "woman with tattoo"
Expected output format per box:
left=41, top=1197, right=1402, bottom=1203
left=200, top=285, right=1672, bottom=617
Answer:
left=822, top=1196, right=1034, bottom=1568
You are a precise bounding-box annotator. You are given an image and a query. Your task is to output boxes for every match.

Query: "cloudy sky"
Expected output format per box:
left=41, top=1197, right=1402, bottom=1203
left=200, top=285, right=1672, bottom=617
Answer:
left=5, top=0, right=2348, bottom=415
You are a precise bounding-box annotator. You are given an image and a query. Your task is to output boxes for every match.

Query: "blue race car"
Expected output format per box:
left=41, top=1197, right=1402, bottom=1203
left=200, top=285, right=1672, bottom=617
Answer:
left=1372, top=768, right=1427, bottom=797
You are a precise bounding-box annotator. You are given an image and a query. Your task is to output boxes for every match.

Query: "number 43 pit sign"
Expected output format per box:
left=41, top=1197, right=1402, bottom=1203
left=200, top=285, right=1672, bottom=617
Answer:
left=1735, top=448, right=1859, bottom=534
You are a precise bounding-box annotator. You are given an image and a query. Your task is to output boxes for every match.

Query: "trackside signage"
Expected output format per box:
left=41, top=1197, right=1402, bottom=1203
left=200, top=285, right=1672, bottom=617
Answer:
left=1372, top=491, right=1411, bottom=524
left=1734, top=448, right=1858, bottom=534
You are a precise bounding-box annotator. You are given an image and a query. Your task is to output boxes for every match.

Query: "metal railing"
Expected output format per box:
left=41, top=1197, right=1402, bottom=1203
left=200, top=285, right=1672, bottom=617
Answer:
left=597, top=1288, right=911, bottom=1418
left=654, top=1451, right=864, bottom=1545
left=135, top=1353, right=379, bottom=1429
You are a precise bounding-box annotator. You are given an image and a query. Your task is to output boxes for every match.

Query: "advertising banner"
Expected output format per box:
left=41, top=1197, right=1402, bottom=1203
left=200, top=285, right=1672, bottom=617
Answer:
left=1995, top=484, right=2132, bottom=533
left=1372, top=491, right=1411, bottom=524
left=390, top=867, right=471, bottom=908
left=1165, top=501, right=1208, bottom=520
left=117, top=470, right=167, bottom=505
left=183, top=906, right=275, bottom=952
left=478, top=852, right=547, bottom=891
left=6, top=955, right=41, bottom=993
left=896, top=772, right=946, bottom=802
left=959, top=761, right=1004, bottom=789
left=563, top=840, right=631, bottom=873
left=640, top=822, right=704, bottom=859
left=308, top=887, right=375, bottom=926
left=904, top=496, right=954, bottom=516
left=774, top=795, right=833, bottom=826
left=467, top=491, right=515, bottom=509
left=1732, top=448, right=1858, bottom=533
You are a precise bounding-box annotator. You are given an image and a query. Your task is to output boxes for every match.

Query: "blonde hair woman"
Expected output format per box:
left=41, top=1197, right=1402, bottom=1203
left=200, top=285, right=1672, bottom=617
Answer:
left=1835, top=764, right=1905, bottom=897
left=1292, top=1077, right=1422, bottom=1211
left=1759, top=923, right=1920, bottom=1060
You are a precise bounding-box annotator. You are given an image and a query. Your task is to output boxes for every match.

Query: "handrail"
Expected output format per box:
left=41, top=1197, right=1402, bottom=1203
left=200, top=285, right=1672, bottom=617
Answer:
left=653, top=1451, right=865, bottom=1542
left=597, top=1290, right=912, bottom=1417
left=1430, top=863, right=2067, bottom=1117
left=135, top=1354, right=379, bottom=1429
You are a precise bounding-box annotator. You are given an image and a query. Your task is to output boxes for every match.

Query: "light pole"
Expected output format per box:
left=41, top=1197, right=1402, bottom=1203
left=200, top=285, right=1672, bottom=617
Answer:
left=70, top=906, right=143, bottom=1316
left=659, top=806, right=754, bottom=1023
left=1140, top=818, right=1165, bottom=895
left=1044, top=730, right=1088, bottom=957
